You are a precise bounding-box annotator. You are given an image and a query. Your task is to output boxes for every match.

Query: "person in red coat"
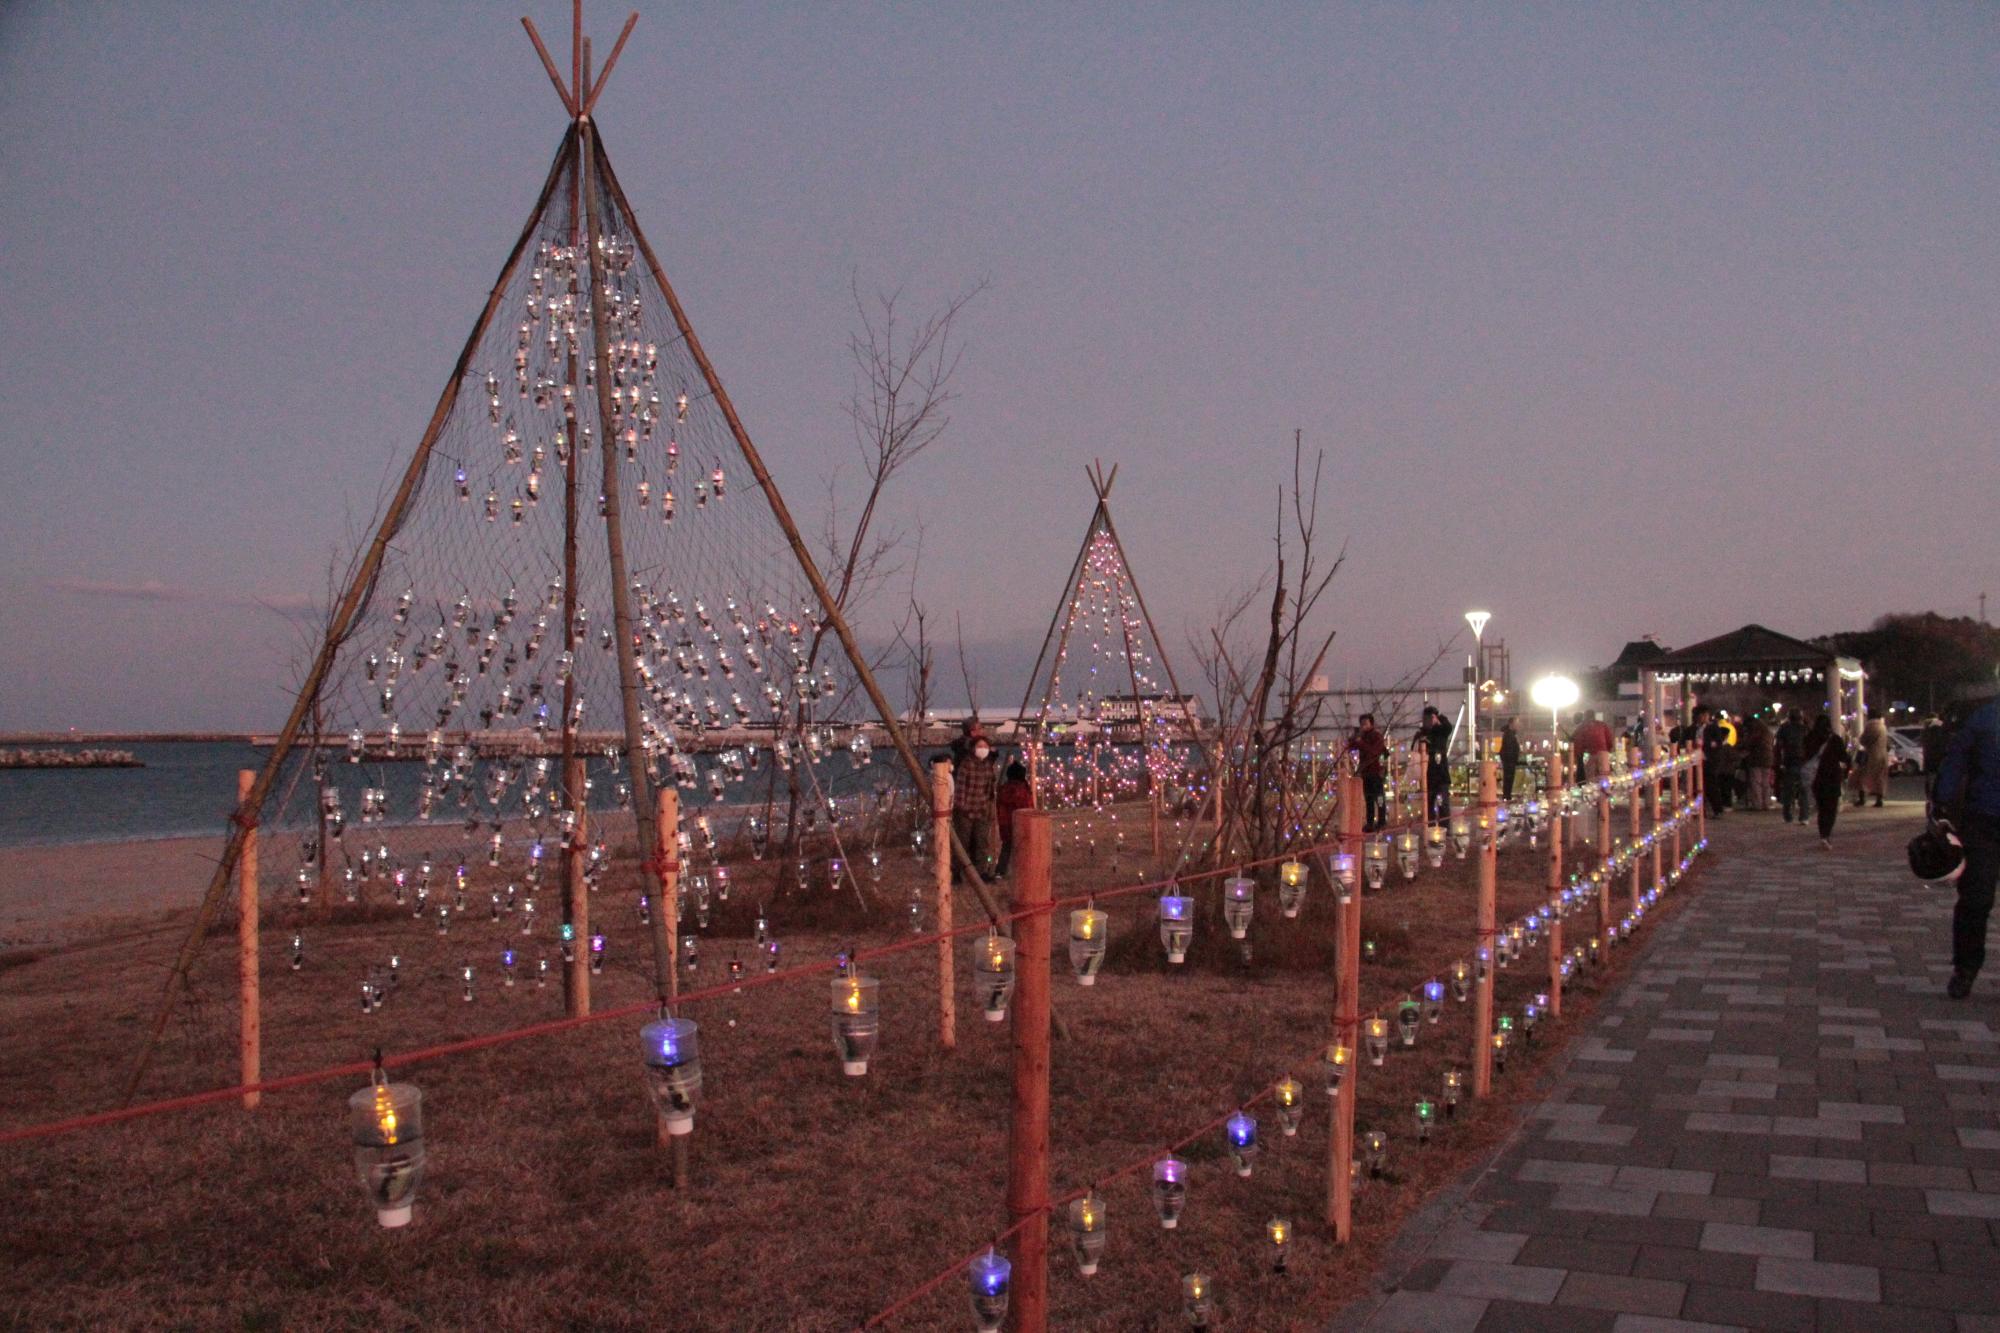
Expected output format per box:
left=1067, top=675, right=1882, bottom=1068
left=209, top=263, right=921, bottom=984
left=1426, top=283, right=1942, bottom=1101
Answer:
left=1347, top=714, right=1389, bottom=830
left=994, top=761, right=1035, bottom=877
left=1572, top=711, right=1615, bottom=780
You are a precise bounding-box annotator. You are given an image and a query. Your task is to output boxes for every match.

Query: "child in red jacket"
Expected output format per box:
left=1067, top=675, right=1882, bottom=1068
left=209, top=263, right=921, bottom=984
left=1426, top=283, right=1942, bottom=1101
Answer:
left=995, top=762, right=1035, bottom=877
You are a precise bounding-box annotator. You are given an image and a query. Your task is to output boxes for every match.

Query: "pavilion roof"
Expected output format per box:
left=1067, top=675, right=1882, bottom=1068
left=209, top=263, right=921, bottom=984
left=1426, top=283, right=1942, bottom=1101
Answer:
left=1647, top=623, right=1845, bottom=672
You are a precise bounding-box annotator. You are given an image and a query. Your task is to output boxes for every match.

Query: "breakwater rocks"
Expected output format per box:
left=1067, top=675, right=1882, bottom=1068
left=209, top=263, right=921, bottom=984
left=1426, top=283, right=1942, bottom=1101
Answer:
left=0, top=748, right=145, bottom=769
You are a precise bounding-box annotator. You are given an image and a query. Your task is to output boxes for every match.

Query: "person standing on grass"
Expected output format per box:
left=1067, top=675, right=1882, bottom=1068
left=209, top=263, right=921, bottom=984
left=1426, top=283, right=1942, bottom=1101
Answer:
left=1416, top=705, right=1453, bottom=822
left=1499, top=717, right=1523, bottom=801
left=951, top=721, right=1001, bottom=881
left=993, top=761, right=1034, bottom=878
left=1806, top=713, right=1851, bottom=847
left=1775, top=709, right=1810, bottom=823
left=1348, top=713, right=1389, bottom=831
left=1934, top=696, right=2000, bottom=1000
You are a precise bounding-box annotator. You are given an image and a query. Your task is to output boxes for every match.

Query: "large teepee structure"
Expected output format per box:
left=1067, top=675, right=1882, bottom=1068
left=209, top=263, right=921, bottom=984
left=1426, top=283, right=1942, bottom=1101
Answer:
left=125, top=4, right=999, bottom=1101
left=1015, top=463, right=1204, bottom=814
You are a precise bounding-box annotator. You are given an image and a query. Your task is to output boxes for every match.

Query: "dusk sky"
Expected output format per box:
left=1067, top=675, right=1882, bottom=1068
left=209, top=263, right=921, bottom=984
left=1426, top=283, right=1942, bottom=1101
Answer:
left=2, top=3, right=1994, bottom=731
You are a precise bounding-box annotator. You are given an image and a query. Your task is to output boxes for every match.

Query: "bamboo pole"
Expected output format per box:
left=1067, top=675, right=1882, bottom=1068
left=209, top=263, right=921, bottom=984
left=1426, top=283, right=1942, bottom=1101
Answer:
left=1694, top=745, right=1707, bottom=846
left=579, top=118, right=673, bottom=1004
left=122, top=131, right=580, bottom=1106
left=237, top=770, right=260, bottom=1111
left=1595, top=752, right=1612, bottom=939
left=566, top=755, right=591, bottom=1016
left=932, top=758, right=957, bottom=1052
left=1006, top=812, right=1053, bottom=1333
left=1628, top=758, right=1642, bottom=913
left=1546, top=750, right=1564, bottom=1020
left=1472, top=757, right=1497, bottom=1098
left=1651, top=761, right=1665, bottom=898
left=586, top=135, right=1007, bottom=932
left=1671, top=746, right=1684, bottom=871
left=1328, top=770, right=1362, bottom=1242
left=654, top=788, right=689, bottom=1188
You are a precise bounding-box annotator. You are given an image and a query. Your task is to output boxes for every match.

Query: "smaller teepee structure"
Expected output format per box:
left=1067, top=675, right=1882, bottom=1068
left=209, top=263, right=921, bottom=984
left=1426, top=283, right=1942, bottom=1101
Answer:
left=1015, top=463, right=1204, bottom=813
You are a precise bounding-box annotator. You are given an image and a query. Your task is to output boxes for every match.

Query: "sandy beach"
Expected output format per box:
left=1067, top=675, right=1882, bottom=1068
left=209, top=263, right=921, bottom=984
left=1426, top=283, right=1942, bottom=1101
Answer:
left=0, top=834, right=234, bottom=949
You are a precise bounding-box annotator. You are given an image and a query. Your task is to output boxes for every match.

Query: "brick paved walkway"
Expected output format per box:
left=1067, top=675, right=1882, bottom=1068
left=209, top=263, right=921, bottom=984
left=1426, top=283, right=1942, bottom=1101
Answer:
left=1347, top=800, right=2000, bottom=1333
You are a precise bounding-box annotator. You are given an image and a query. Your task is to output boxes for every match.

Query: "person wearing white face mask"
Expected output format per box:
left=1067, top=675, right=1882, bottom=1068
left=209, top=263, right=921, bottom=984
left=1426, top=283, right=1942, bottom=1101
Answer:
left=951, top=719, right=1002, bottom=881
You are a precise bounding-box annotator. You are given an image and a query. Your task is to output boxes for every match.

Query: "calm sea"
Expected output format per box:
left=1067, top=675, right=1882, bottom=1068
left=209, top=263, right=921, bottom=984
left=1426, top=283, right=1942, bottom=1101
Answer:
left=0, top=741, right=920, bottom=850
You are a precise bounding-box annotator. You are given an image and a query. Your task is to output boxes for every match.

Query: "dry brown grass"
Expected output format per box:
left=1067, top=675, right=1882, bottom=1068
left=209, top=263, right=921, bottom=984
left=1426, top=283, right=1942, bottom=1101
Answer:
left=0, top=809, right=1698, bottom=1332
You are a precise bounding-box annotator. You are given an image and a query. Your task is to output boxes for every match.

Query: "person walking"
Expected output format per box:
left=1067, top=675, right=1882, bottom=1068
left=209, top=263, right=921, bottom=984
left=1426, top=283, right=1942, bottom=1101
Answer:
left=1742, top=714, right=1775, bottom=811
left=1775, top=710, right=1810, bottom=823
left=1855, top=712, right=1891, bottom=808
left=1348, top=713, right=1389, bottom=831
left=993, top=761, right=1034, bottom=878
left=1499, top=718, right=1523, bottom=801
left=1935, top=696, right=2000, bottom=999
left=1572, top=711, right=1615, bottom=783
left=1700, top=708, right=1734, bottom=817
left=951, top=722, right=1001, bottom=880
left=1807, top=714, right=1851, bottom=847
left=1416, top=706, right=1453, bottom=822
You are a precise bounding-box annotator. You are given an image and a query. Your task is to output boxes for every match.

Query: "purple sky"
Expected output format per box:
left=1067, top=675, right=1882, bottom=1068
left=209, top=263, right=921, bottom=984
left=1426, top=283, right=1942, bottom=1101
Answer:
left=2, top=3, right=1994, bottom=731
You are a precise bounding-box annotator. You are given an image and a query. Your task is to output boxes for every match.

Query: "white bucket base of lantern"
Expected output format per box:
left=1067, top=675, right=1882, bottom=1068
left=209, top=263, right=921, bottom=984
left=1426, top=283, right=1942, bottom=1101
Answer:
left=663, top=1111, right=694, bottom=1136
left=378, top=1204, right=414, bottom=1229
left=1077, top=974, right=1096, bottom=986
left=842, top=1060, right=868, bottom=1076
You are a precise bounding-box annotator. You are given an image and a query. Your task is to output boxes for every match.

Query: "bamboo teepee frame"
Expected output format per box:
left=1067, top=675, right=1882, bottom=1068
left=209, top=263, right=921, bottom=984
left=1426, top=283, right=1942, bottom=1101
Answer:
left=123, top=3, right=1003, bottom=1103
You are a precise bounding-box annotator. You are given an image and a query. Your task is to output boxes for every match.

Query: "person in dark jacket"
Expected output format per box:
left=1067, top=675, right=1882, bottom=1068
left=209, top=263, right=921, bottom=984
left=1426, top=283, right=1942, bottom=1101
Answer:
left=1348, top=714, right=1389, bottom=831
left=1806, top=714, right=1850, bottom=845
left=1741, top=716, right=1776, bottom=811
left=1935, top=697, right=2000, bottom=999
left=1775, top=711, right=1810, bottom=823
left=1498, top=718, right=1523, bottom=801
left=951, top=723, right=1001, bottom=880
left=1701, top=710, right=1735, bottom=816
left=993, top=761, right=1034, bottom=878
left=1415, top=706, right=1453, bottom=822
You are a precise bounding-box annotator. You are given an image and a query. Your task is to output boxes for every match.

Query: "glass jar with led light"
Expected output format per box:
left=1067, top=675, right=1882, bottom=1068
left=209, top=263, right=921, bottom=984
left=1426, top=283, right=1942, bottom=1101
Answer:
left=1450, top=958, right=1471, bottom=1001
left=641, top=1015, right=702, bottom=1135
left=1322, top=1041, right=1350, bottom=1096
left=1067, top=1191, right=1107, bottom=1275
left=1222, top=876, right=1254, bottom=939
left=967, top=1247, right=1011, bottom=1332
left=1267, top=1217, right=1293, bottom=1273
left=349, top=1072, right=425, bottom=1228
left=1224, top=1111, right=1258, bottom=1176
left=830, top=970, right=880, bottom=1076
left=1158, top=890, right=1193, bottom=964
left=1448, top=812, right=1471, bottom=859
left=1277, top=859, right=1308, bottom=917
left=1414, top=1098, right=1436, bottom=1143
left=1364, top=837, right=1389, bottom=890
left=974, top=933, right=1017, bottom=1022
left=1151, top=1156, right=1188, bottom=1228
left=1183, top=1273, right=1215, bottom=1328
left=1475, top=806, right=1497, bottom=851
left=1396, top=998, right=1421, bottom=1048
left=1364, top=1016, right=1390, bottom=1066
left=1422, top=977, right=1445, bottom=1024
left=1425, top=823, right=1447, bottom=868
left=1442, top=1068, right=1464, bottom=1118
left=1068, top=907, right=1108, bottom=984
left=1363, top=1129, right=1388, bottom=1177
left=1491, top=1028, right=1510, bottom=1073
left=1395, top=829, right=1420, bottom=880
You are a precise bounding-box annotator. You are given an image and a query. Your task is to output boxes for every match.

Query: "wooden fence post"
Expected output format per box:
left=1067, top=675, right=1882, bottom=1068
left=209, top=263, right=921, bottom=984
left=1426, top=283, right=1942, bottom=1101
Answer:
left=654, top=789, right=689, bottom=1190
left=1595, top=753, right=1612, bottom=938
left=565, top=754, right=590, bottom=1017
left=1694, top=746, right=1707, bottom=846
left=1651, top=759, right=1665, bottom=897
left=1671, top=747, right=1684, bottom=872
left=1546, top=751, right=1565, bottom=1020
left=1472, top=758, right=1497, bottom=1098
left=1328, top=770, right=1363, bottom=1242
left=1627, top=756, right=1642, bottom=913
left=237, top=770, right=260, bottom=1111
left=1006, top=812, right=1053, bottom=1333
left=932, top=758, right=957, bottom=1052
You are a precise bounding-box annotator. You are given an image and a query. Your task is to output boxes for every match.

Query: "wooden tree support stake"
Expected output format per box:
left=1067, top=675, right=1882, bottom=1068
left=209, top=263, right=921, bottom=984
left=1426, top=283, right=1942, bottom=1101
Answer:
left=1006, top=812, right=1053, bottom=1332
left=1472, top=758, right=1498, bottom=1098
left=932, top=758, right=957, bottom=1052
left=1328, top=771, right=1363, bottom=1242
left=237, top=770, right=260, bottom=1111
left=1546, top=751, right=1565, bottom=1020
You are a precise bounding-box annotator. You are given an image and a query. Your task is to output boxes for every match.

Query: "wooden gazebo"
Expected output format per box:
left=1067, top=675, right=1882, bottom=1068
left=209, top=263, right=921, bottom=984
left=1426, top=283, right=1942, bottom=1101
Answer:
left=1639, top=623, right=1867, bottom=742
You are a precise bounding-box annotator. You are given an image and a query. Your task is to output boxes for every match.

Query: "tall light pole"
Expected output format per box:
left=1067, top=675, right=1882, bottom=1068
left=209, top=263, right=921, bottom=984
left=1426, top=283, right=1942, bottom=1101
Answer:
left=1464, top=610, right=1491, bottom=760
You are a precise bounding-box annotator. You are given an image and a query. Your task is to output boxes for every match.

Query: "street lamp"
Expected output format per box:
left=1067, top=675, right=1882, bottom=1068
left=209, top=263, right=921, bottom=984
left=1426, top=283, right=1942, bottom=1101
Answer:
left=1529, top=675, right=1580, bottom=747
left=1464, top=611, right=1492, bottom=759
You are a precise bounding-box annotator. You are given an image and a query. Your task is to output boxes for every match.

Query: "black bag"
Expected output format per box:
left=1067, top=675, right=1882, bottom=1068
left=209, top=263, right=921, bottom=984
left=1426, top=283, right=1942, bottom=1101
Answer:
left=1907, top=818, right=1964, bottom=883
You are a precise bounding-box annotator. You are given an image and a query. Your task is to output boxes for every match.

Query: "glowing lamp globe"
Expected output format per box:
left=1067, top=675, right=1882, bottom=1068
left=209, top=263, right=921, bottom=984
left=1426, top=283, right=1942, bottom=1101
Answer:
left=641, top=1016, right=702, bottom=1135
left=349, top=1075, right=425, bottom=1228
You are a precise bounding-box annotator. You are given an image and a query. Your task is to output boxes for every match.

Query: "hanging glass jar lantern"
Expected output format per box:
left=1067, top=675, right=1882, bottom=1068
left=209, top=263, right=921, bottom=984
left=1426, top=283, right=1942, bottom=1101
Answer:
left=1491, top=1028, right=1510, bottom=1073
left=1158, top=890, right=1193, bottom=964
left=1363, top=1129, right=1388, bottom=1177
left=1442, top=1068, right=1464, bottom=1118
left=1277, top=860, right=1307, bottom=918
left=1322, top=1041, right=1350, bottom=1096
left=1273, top=1075, right=1303, bottom=1136
left=1222, top=876, right=1254, bottom=939
left=1424, top=823, right=1447, bottom=869
left=1422, top=977, right=1445, bottom=1024
left=349, top=1071, right=425, bottom=1228
left=1068, top=906, right=1107, bottom=985
left=1224, top=1111, right=1258, bottom=1176
left=1396, top=997, right=1421, bottom=1048
left=1450, top=958, right=1472, bottom=1001
left=1364, top=1016, right=1390, bottom=1066
left=1326, top=850, right=1356, bottom=905
left=1449, top=813, right=1472, bottom=859
left=967, top=1247, right=1011, bottom=1333
left=641, top=1014, right=702, bottom=1135
left=1267, top=1217, right=1292, bottom=1273
left=1414, top=1098, right=1436, bottom=1144
left=830, top=968, right=880, bottom=1076
left=1523, top=995, right=1543, bottom=1043
left=1364, top=837, right=1389, bottom=890
left=1395, top=829, right=1420, bottom=880
left=1181, top=1272, right=1215, bottom=1328
left=1151, top=1155, right=1188, bottom=1228
left=974, top=932, right=1017, bottom=1022
left=1067, top=1192, right=1108, bottom=1276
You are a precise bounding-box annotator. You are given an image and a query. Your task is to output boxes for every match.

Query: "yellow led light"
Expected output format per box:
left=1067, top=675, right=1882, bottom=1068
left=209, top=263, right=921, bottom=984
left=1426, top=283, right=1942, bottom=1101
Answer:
left=373, top=1084, right=399, bottom=1145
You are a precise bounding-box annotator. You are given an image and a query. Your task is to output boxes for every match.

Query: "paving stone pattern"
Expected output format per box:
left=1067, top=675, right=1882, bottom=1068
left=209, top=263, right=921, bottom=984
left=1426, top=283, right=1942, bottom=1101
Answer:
left=1352, top=805, right=2000, bottom=1333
